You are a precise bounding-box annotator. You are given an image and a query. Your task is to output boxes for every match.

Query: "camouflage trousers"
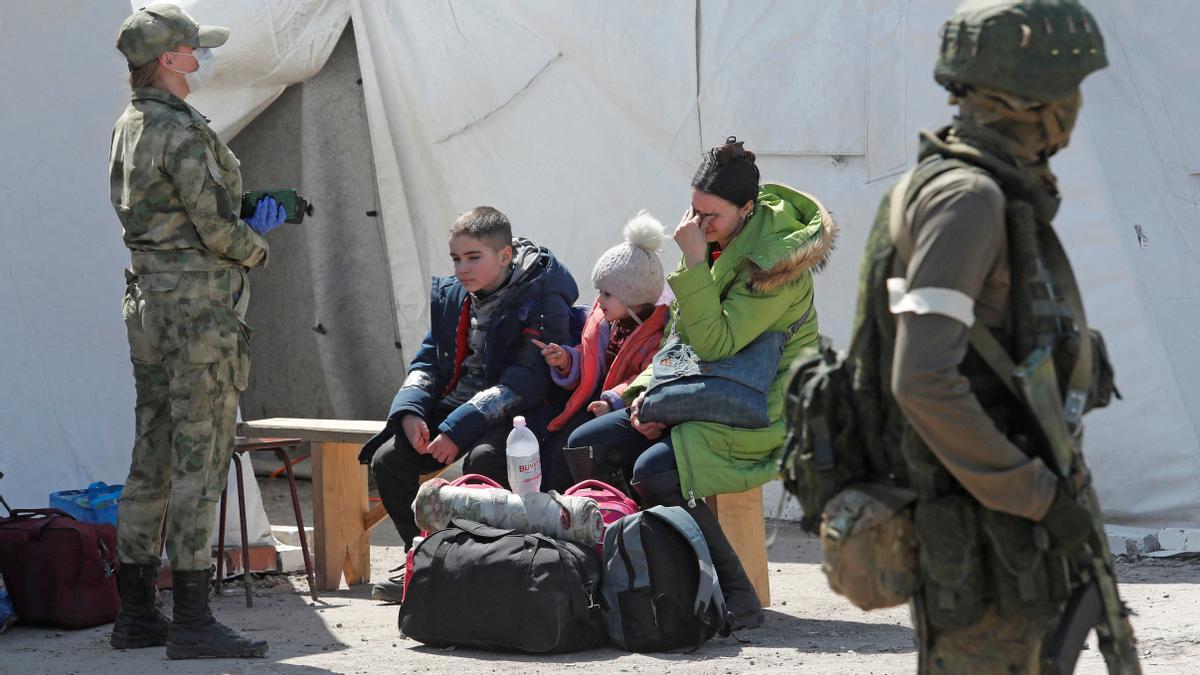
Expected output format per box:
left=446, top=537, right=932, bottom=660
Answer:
left=914, top=600, right=1055, bottom=675
left=117, top=268, right=250, bottom=571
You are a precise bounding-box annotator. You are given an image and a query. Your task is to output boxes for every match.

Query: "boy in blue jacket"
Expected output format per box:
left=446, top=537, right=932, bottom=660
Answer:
left=358, top=206, right=578, bottom=601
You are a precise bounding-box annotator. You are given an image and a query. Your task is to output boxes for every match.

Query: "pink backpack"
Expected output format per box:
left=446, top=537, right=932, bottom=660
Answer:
left=564, top=479, right=639, bottom=530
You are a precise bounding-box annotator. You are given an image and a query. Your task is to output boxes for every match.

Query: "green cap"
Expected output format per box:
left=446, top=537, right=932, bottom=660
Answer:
left=117, top=4, right=229, bottom=67
left=934, top=0, right=1108, bottom=103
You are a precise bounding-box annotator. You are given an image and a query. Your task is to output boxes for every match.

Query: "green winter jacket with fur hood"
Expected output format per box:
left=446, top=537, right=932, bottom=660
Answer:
left=624, top=183, right=836, bottom=502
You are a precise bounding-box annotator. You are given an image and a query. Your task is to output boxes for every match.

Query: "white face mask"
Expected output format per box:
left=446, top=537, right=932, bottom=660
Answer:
left=166, top=48, right=214, bottom=92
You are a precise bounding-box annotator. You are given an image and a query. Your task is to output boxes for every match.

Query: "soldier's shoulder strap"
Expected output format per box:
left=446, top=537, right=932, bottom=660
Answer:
left=886, top=156, right=985, bottom=266
left=880, top=155, right=1028, bottom=400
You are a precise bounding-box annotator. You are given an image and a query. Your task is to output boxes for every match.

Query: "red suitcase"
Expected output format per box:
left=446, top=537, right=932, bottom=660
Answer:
left=0, top=508, right=120, bottom=628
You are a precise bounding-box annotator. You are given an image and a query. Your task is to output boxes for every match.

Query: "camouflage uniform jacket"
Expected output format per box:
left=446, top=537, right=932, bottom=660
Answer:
left=109, top=86, right=268, bottom=275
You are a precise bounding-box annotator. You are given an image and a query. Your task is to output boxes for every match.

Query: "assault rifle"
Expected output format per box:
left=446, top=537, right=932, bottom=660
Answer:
left=1011, top=347, right=1140, bottom=675
left=966, top=224, right=1140, bottom=675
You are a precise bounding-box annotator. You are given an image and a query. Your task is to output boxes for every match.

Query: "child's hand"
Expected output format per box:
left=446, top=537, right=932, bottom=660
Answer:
left=587, top=400, right=612, bottom=417
left=427, top=434, right=461, bottom=465
left=531, top=339, right=570, bottom=376
left=401, top=414, right=430, bottom=453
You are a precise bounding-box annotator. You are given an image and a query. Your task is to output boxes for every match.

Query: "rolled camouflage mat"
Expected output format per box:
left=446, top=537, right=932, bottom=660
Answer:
left=412, top=479, right=529, bottom=534
left=412, top=479, right=605, bottom=547
left=522, top=491, right=605, bottom=546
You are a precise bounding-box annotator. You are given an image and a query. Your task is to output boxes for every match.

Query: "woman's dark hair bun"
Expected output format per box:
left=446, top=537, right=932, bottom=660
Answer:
left=711, top=136, right=756, bottom=165
left=692, top=135, right=761, bottom=207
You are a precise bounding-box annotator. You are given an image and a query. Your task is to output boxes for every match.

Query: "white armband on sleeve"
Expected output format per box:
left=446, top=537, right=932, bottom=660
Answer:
left=887, top=278, right=976, bottom=327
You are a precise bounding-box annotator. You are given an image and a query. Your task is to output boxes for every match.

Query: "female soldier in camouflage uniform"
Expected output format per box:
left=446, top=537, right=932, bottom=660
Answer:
left=108, top=4, right=285, bottom=659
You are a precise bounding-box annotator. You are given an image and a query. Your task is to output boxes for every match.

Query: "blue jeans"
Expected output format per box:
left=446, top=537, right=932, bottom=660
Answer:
left=566, top=409, right=676, bottom=484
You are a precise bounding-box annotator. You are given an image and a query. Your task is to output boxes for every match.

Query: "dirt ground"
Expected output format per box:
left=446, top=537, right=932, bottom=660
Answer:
left=3, top=477, right=1198, bottom=674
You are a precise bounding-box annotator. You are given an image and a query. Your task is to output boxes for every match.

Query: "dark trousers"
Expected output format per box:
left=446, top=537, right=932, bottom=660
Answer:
left=540, top=408, right=598, bottom=492
left=371, top=405, right=509, bottom=547
left=566, top=409, right=677, bottom=484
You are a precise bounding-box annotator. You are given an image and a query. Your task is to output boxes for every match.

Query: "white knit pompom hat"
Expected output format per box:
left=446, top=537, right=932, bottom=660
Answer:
left=590, top=210, right=666, bottom=308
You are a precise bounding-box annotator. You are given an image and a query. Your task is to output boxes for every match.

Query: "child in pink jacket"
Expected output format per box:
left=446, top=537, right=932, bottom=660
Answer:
left=534, top=212, right=670, bottom=492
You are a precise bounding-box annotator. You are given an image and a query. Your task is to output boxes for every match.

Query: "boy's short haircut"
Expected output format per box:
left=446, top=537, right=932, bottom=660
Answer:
left=450, top=206, right=512, bottom=251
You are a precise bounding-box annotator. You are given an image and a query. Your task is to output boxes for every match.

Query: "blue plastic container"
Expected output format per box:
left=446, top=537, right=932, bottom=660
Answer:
left=0, top=571, right=16, bottom=632
left=49, top=482, right=123, bottom=526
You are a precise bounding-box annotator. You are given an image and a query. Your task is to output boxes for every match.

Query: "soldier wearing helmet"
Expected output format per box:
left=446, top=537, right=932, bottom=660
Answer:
left=108, top=4, right=284, bottom=659
left=851, top=1, right=1137, bottom=671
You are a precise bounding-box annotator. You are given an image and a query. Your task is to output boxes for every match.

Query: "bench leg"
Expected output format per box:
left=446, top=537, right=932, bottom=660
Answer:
left=216, top=484, right=227, bottom=594
left=274, top=447, right=318, bottom=601
left=711, top=487, right=771, bottom=607
left=311, top=441, right=371, bottom=591
left=232, top=453, right=253, bottom=608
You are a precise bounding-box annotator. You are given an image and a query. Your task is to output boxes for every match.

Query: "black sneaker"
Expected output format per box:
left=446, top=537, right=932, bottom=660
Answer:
left=370, top=567, right=405, bottom=603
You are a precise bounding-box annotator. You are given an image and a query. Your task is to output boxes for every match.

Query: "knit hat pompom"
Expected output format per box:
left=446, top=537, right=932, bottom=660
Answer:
left=591, top=210, right=666, bottom=308
left=623, top=210, right=665, bottom=255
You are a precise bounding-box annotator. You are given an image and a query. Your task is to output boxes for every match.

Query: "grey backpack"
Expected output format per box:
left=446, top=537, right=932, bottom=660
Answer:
left=600, top=506, right=730, bottom=652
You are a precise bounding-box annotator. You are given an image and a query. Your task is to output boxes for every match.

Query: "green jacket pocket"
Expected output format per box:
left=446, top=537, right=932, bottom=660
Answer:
left=138, top=272, right=181, bottom=293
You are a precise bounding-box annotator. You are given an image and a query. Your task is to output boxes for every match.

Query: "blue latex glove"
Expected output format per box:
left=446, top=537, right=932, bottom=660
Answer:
left=243, top=195, right=287, bottom=235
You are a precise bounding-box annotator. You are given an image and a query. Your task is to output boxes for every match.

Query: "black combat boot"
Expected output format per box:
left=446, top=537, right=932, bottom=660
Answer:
left=166, top=569, right=268, bottom=659
left=110, top=561, right=171, bottom=649
left=562, top=444, right=632, bottom=497
left=632, top=470, right=765, bottom=631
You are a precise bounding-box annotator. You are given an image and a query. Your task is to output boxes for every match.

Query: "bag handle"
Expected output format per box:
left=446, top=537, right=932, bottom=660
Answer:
left=449, top=473, right=504, bottom=489
left=565, top=479, right=630, bottom=502
left=447, top=517, right=515, bottom=540
left=2, top=508, right=74, bottom=539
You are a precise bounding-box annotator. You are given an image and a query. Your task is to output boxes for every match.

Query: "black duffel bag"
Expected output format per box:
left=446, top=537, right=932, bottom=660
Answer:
left=398, top=518, right=607, bottom=653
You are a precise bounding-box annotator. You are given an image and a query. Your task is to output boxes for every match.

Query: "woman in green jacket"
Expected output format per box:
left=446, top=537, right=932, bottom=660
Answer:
left=566, top=137, right=835, bottom=628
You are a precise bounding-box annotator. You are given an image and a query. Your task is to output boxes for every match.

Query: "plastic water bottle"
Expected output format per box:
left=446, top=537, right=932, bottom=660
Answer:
left=505, top=416, right=542, bottom=496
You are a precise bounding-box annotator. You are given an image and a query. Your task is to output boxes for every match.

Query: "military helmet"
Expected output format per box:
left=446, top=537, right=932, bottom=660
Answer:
left=117, top=4, right=229, bottom=67
left=935, top=0, right=1108, bottom=103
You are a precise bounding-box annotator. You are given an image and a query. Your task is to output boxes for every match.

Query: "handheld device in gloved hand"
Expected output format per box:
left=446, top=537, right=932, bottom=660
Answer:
left=240, top=189, right=314, bottom=225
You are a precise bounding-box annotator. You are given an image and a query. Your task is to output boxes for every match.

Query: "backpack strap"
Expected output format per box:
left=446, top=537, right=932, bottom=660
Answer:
left=883, top=177, right=1025, bottom=400
left=887, top=169, right=916, bottom=263
left=614, top=516, right=652, bottom=588
left=783, top=303, right=815, bottom=342
left=645, top=506, right=723, bottom=617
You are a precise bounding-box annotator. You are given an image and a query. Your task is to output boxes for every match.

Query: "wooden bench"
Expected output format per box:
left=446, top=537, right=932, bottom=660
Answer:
left=238, top=417, right=770, bottom=604
left=711, top=487, right=771, bottom=607
left=238, top=418, right=387, bottom=591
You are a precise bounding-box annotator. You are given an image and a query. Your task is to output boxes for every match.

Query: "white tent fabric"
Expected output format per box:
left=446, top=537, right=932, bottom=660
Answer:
left=2, top=1, right=1197, bottom=527
left=1, top=2, right=140, bottom=511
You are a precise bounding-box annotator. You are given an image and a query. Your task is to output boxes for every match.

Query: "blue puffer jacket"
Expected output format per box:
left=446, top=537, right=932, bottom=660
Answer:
left=389, top=238, right=579, bottom=448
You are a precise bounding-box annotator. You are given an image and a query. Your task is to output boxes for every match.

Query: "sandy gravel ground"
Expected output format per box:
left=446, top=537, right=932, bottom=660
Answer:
left=3, top=478, right=1196, bottom=674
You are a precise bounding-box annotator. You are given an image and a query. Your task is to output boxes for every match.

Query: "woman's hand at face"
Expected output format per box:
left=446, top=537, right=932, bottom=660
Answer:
left=673, top=208, right=707, bottom=269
